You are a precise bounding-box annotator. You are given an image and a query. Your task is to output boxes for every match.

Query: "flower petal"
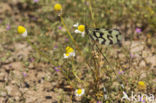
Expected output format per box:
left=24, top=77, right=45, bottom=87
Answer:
left=81, top=32, right=85, bottom=37
left=70, top=52, right=75, bottom=57
left=64, top=53, right=69, bottom=58
left=73, top=23, right=79, bottom=27
left=75, top=30, right=81, bottom=33
left=22, top=30, right=27, bottom=37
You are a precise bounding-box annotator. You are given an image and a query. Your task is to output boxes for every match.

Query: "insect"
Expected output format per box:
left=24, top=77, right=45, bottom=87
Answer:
left=85, top=27, right=122, bottom=45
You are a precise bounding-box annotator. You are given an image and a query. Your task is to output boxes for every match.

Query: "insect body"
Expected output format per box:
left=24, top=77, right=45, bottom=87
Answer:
left=85, top=27, right=122, bottom=45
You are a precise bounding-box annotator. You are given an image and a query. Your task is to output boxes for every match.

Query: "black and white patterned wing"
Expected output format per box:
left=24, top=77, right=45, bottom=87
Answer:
left=86, top=27, right=122, bottom=45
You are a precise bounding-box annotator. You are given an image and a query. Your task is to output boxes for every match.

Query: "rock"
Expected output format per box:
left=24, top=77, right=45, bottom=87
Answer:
left=45, top=96, right=52, bottom=99
left=130, top=41, right=144, bottom=57
left=146, top=56, right=156, bottom=68
left=139, top=60, right=146, bottom=67
left=5, top=85, right=21, bottom=97
left=140, top=72, right=147, bottom=79
left=0, top=72, right=6, bottom=82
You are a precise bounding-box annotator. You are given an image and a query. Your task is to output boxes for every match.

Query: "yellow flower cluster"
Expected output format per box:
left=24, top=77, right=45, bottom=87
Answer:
left=64, top=46, right=75, bottom=58
left=78, top=25, right=85, bottom=32
left=17, top=26, right=27, bottom=37
left=75, top=88, right=85, bottom=96
left=138, top=81, right=146, bottom=90
left=66, top=46, right=74, bottom=54
left=17, top=26, right=26, bottom=34
left=54, top=4, right=62, bottom=11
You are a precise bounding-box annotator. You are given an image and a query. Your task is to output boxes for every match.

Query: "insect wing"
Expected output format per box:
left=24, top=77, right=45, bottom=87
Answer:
left=86, top=28, right=122, bottom=45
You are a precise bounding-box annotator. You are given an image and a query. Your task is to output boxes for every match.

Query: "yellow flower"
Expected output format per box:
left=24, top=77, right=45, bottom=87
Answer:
left=18, top=26, right=26, bottom=34
left=138, top=81, right=146, bottom=90
left=75, top=88, right=85, bottom=96
left=66, top=46, right=74, bottom=53
left=65, top=53, right=70, bottom=56
left=17, top=26, right=27, bottom=37
left=54, top=4, right=62, bottom=11
left=78, top=25, right=85, bottom=32
left=73, top=23, right=85, bottom=37
left=64, top=46, right=75, bottom=58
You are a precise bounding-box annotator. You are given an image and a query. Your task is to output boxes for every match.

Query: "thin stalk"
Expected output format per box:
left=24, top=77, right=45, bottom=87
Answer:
left=95, top=44, right=123, bottom=85
left=60, top=16, right=82, bottom=55
left=72, top=57, right=82, bottom=83
left=88, top=0, right=95, bottom=27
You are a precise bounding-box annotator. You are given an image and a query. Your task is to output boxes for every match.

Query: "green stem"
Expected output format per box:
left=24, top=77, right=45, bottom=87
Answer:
left=88, top=0, right=95, bottom=27
left=59, top=16, right=82, bottom=55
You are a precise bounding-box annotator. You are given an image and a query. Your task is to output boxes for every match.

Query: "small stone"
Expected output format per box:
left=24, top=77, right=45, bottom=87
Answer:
left=45, top=96, right=52, bottom=99
left=140, top=72, right=146, bottom=79
left=139, top=60, right=146, bottom=67
left=146, top=56, right=156, bottom=68
left=24, top=82, right=30, bottom=88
